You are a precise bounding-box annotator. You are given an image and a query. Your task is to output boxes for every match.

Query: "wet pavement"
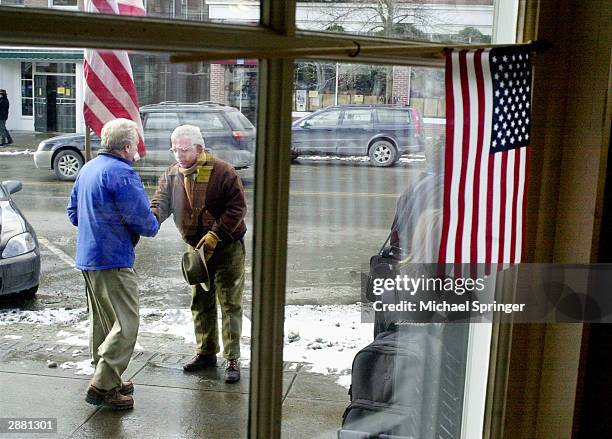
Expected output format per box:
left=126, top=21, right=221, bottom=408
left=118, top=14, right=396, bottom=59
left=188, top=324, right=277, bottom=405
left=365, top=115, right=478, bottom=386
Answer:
left=0, top=336, right=349, bottom=438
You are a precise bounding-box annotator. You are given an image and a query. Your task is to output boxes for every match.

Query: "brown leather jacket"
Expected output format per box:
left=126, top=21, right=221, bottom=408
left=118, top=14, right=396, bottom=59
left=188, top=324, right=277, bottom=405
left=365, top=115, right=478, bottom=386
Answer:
left=150, top=157, right=247, bottom=247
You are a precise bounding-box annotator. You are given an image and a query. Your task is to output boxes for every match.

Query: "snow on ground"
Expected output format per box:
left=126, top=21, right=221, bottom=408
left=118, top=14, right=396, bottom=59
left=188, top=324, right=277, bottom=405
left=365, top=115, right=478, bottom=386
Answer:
left=2, top=334, right=23, bottom=340
left=0, top=307, right=86, bottom=325
left=0, top=304, right=372, bottom=387
left=0, top=149, right=34, bottom=155
left=59, top=359, right=95, bottom=375
left=296, top=153, right=425, bottom=164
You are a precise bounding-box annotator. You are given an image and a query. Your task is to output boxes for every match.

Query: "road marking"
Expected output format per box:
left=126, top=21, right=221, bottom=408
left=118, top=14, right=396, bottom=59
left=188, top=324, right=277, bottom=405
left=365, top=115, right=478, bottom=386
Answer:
left=38, top=237, right=75, bottom=268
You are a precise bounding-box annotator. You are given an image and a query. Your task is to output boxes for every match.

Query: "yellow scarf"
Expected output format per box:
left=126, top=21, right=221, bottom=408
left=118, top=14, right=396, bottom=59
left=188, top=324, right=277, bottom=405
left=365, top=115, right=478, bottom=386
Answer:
left=179, top=152, right=210, bottom=207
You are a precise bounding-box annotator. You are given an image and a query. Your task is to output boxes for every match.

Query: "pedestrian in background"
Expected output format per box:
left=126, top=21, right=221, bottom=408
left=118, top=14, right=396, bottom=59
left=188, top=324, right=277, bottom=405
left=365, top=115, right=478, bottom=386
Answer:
left=67, top=118, right=159, bottom=410
left=0, top=89, right=13, bottom=146
left=150, top=124, right=246, bottom=383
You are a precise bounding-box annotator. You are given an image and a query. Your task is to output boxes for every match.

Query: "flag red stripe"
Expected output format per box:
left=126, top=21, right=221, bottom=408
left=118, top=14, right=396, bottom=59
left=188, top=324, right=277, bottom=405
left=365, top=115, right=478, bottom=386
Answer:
left=118, top=5, right=145, bottom=15
left=85, top=60, right=134, bottom=121
left=510, top=149, right=521, bottom=263
left=90, top=0, right=116, bottom=14
left=83, top=103, right=104, bottom=137
left=485, top=153, right=494, bottom=272
left=455, top=51, right=471, bottom=264
left=497, top=151, right=508, bottom=263
left=471, top=49, right=485, bottom=263
left=98, top=51, right=140, bottom=108
left=439, top=50, right=455, bottom=265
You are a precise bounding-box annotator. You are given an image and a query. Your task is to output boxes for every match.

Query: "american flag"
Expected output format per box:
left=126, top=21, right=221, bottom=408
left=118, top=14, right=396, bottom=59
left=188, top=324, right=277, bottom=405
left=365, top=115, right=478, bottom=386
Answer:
left=83, top=0, right=146, bottom=158
left=438, top=46, right=532, bottom=266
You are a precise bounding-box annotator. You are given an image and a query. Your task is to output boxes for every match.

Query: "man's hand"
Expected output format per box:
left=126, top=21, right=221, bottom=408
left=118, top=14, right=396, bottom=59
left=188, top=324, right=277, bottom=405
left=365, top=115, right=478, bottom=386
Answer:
left=197, top=231, right=220, bottom=260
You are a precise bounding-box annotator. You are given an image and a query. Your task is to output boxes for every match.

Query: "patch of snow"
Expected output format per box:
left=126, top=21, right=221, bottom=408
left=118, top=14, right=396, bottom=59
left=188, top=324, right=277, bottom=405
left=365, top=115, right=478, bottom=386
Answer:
left=2, top=335, right=22, bottom=340
left=0, top=308, right=86, bottom=326
left=59, top=359, right=94, bottom=376
left=0, top=149, right=34, bottom=156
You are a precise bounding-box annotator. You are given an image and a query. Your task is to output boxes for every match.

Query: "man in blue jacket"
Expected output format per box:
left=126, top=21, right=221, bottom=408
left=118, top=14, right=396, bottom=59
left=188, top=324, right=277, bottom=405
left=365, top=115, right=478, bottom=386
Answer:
left=67, top=118, right=159, bottom=410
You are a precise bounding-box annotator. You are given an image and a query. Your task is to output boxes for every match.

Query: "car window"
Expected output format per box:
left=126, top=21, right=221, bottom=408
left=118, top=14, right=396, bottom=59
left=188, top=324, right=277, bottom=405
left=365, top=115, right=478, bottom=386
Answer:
left=376, top=108, right=412, bottom=125
left=306, top=110, right=342, bottom=127
left=144, top=112, right=181, bottom=131
left=342, top=109, right=372, bottom=126
left=225, top=111, right=255, bottom=130
left=182, top=112, right=229, bottom=131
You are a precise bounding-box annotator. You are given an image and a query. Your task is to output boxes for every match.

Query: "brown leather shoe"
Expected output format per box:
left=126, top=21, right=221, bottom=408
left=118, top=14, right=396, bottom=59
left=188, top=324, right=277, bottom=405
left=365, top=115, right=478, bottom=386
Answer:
left=86, top=385, right=134, bottom=410
left=120, top=381, right=134, bottom=395
left=225, top=359, right=240, bottom=383
left=183, top=354, right=217, bottom=372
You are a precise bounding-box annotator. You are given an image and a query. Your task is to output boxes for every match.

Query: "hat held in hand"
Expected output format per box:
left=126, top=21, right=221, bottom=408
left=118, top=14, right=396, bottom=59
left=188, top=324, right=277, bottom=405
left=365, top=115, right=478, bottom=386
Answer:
left=181, top=245, right=210, bottom=291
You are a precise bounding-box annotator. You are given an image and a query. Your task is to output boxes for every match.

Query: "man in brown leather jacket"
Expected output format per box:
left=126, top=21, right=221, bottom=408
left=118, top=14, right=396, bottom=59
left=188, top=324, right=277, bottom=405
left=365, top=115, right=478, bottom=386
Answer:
left=150, top=124, right=246, bottom=383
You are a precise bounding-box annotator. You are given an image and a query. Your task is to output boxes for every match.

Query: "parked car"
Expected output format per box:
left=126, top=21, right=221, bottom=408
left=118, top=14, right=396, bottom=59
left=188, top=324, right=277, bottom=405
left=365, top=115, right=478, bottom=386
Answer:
left=291, top=104, right=425, bottom=167
left=33, top=102, right=256, bottom=181
left=0, top=180, right=40, bottom=299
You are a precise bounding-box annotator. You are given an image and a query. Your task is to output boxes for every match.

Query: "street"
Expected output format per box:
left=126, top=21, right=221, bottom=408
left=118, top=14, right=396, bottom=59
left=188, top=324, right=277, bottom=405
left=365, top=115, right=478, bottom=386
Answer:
left=0, top=148, right=425, bottom=355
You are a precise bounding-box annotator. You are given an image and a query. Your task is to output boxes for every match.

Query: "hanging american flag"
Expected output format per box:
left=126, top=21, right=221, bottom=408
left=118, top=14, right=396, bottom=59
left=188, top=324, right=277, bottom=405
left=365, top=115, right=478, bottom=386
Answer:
left=83, top=0, right=146, bottom=157
left=438, top=46, right=532, bottom=266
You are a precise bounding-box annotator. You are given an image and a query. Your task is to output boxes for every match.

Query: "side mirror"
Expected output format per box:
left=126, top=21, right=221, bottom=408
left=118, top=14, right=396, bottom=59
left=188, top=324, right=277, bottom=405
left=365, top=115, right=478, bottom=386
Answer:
left=2, top=180, right=22, bottom=195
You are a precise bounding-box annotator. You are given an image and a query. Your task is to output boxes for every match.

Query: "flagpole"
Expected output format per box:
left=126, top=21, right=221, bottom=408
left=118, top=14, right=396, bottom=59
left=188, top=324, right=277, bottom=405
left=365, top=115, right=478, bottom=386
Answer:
left=84, top=124, right=92, bottom=162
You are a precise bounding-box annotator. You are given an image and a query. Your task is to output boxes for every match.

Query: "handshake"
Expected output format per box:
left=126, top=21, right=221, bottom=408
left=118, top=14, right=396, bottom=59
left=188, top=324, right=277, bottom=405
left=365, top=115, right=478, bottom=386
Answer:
left=196, top=231, right=221, bottom=261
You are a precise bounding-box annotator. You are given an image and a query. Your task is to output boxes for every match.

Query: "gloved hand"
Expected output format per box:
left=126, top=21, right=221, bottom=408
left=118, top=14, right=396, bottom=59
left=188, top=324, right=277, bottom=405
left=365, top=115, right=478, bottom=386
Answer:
left=197, top=231, right=220, bottom=261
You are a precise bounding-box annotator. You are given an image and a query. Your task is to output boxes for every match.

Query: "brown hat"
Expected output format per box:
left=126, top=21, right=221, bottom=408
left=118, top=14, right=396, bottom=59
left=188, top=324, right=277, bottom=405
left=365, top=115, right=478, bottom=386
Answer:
left=181, top=246, right=210, bottom=290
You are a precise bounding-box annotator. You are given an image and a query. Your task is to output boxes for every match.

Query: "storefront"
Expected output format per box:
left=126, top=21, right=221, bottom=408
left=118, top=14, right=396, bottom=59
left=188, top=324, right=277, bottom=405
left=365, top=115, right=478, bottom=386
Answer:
left=0, top=49, right=83, bottom=133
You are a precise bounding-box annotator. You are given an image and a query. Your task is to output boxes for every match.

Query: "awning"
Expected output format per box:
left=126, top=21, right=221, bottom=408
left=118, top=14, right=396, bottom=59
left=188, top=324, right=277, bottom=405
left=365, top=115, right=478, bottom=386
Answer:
left=0, top=50, right=83, bottom=60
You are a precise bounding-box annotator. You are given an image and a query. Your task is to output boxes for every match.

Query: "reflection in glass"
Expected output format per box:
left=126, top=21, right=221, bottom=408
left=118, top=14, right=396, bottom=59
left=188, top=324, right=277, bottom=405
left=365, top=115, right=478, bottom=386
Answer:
left=297, top=0, right=495, bottom=43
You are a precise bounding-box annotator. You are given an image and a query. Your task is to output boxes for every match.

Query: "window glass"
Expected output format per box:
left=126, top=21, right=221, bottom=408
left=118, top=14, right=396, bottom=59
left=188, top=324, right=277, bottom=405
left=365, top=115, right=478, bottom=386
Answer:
left=377, top=108, right=412, bottom=124
left=307, top=109, right=342, bottom=127
left=0, top=0, right=261, bottom=25
left=0, top=0, right=24, bottom=6
left=144, top=112, right=180, bottom=130
left=284, top=59, right=476, bottom=439
left=182, top=111, right=228, bottom=130
left=35, top=62, right=76, bottom=74
left=0, top=48, right=258, bottom=438
left=225, top=110, right=255, bottom=130
left=297, top=0, right=496, bottom=44
left=21, top=62, right=33, bottom=116
left=342, top=109, right=372, bottom=125
left=51, top=0, right=78, bottom=7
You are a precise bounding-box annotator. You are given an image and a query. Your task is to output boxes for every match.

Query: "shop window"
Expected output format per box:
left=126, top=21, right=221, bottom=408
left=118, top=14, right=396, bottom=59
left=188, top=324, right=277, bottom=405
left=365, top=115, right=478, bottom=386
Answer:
left=21, top=62, right=33, bottom=117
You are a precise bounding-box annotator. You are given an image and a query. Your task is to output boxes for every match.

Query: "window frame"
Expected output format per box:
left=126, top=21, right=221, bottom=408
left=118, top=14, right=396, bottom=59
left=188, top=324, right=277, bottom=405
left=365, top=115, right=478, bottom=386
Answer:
left=2, top=3, right=603, bottom=439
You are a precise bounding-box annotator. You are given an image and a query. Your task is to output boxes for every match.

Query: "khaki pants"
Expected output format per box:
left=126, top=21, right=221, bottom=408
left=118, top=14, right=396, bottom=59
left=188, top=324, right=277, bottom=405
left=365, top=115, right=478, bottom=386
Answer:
left=83, top=268, right=139, bottom=391
left=191, top=239, right=245, bottom=359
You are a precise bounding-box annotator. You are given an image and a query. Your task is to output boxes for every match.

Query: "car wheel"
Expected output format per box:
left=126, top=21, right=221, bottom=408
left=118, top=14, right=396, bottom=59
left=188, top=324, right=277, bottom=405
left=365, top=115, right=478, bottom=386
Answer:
left=53, top=149, right=84, bottom=181
left=369, top=140, right=397, bottom=167
left=22, top=285, right=38, bottom=300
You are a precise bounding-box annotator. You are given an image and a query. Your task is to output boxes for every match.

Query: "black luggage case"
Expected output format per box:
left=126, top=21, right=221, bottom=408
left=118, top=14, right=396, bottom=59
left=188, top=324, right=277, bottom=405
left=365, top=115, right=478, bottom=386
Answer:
left=339, top=324, right=469, bottom=439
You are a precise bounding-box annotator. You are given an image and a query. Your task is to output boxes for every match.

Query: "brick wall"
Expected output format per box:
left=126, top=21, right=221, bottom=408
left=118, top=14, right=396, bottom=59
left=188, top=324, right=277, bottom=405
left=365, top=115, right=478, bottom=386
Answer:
left=209, top=64, right=225, bottom=104
left=392, top=66, right=411, bottom=105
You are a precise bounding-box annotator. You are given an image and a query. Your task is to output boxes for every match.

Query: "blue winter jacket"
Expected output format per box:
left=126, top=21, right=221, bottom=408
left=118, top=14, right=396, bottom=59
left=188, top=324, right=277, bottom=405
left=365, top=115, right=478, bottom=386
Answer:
left=67, top=153, right=159, bottom=270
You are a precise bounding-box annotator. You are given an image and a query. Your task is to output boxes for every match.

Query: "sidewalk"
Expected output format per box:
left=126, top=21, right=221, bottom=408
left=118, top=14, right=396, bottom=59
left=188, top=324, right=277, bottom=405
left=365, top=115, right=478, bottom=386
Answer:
left=0, top=131, right=59, bottom=152
left=0, top=336, right=349, bottom=439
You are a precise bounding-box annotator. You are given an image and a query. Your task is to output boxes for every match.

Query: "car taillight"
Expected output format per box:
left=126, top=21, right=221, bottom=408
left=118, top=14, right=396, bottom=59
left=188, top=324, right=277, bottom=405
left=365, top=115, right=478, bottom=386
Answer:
left=232, top=131, right=247, bottom=140
left=412, top=110, right=423, bottom=136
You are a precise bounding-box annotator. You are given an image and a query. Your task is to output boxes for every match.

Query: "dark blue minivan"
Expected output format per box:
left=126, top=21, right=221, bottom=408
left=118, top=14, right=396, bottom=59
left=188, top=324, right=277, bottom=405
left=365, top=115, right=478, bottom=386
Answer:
left=291, top=104, right=425, bottom=167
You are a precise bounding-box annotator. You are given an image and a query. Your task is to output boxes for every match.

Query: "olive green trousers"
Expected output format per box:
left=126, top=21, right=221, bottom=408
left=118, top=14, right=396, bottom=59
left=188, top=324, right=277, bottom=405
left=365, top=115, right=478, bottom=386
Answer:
left=83, top=268, right=139, bottom=391
left=190, top=239, right=245, bottom=359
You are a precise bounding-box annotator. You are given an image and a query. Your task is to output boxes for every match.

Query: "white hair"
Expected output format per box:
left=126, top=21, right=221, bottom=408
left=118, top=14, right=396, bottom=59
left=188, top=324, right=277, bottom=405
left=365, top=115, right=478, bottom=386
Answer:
left=171, top=124, right=205, bottom=148
left=100, top=118, right=139, bottom=154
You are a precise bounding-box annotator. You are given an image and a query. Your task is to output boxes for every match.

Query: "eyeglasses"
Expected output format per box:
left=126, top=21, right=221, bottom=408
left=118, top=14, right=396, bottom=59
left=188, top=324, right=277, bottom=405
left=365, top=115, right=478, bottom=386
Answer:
left=170, top=147, right=194, bottom=154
